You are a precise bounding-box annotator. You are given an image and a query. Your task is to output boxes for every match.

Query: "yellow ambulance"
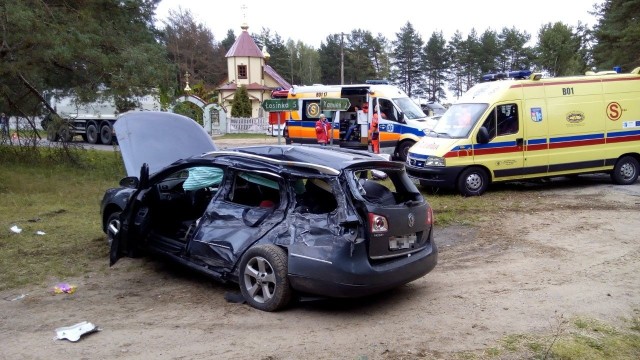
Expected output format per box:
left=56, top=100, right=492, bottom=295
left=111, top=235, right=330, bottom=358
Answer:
left=283, top=82, right=430, bottom=160
left=406, top=68, right=640, bottom=196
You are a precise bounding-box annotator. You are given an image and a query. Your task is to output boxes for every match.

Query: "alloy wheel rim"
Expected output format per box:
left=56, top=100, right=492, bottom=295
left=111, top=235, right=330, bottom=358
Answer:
left=243, top=256, right=276, bottom=303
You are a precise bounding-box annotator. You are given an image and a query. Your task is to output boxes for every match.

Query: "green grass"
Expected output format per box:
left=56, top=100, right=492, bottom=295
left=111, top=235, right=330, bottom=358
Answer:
left=0, top=146, right=125, bottom=290
left=487, top=315, right=640, bottom=360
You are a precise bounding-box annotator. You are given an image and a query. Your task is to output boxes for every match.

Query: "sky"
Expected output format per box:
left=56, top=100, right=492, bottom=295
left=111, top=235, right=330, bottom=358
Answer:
left=155, top=0, right=600, bottom=48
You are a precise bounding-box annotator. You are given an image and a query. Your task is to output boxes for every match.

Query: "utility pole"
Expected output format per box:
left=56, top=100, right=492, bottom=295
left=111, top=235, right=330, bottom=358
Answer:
left=340, top=32, right=344, bottom=85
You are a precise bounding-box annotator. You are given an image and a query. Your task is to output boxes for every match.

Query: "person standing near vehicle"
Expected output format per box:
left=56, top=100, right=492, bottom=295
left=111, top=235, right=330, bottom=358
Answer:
left=315, top=114, right=331, bottom=146
left=369, top=105, right=385, bottom=154
left=0, top=113, right=8, bottom=138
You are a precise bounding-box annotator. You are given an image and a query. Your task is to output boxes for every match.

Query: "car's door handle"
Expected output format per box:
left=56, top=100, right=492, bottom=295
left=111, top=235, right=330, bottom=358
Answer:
left=516, top=138, right=524, bottom=147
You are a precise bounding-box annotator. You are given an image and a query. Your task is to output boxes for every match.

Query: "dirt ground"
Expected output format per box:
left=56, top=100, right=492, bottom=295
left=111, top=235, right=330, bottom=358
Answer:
left=1, top=149, right=639, bottom=359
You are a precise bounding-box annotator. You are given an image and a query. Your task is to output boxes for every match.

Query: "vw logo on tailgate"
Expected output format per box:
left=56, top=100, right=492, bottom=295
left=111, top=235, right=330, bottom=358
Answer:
left=408, top=213, right=415, bottom=228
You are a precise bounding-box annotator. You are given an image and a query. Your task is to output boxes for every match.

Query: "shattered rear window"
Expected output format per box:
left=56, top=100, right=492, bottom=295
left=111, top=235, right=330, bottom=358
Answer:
left=348, top=168, right=422, bottom=206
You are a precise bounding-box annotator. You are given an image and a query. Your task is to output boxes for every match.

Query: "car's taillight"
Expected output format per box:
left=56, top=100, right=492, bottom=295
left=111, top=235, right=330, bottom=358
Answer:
left=426, top=207, right=433, bottom=225
left=368, top=213, right=388, bottom=233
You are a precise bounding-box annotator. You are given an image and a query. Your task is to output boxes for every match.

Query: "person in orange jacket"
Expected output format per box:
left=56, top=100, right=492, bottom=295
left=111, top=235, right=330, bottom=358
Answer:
left=369, top=105, right=385, bottom=153
left=315, top=114, right=331, bottom=145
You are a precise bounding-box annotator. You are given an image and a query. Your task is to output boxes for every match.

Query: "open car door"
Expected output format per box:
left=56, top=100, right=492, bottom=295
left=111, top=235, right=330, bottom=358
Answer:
left=110, top=163, right=151, bottom=266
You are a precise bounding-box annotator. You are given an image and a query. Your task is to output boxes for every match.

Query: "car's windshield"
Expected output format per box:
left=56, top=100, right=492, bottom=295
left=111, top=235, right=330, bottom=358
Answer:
left=430, top=103, right=488, bottom=138
left=393, top=97, right=427, bottom=120
left=426, top=103, right=446, bottom=115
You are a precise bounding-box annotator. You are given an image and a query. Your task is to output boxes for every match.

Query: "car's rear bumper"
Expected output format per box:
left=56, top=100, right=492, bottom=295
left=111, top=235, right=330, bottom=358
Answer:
left=287, top=238, right=437, bottom=298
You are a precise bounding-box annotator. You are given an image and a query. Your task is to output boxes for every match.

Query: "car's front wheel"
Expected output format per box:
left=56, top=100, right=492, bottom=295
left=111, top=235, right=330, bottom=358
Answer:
left=106, top=211, right=121, bottom=247
left=457, top=167, right=489, bottom=196
left=396, top=140, right=415, bottom=162
left=239, top=245, right=291, bottom=312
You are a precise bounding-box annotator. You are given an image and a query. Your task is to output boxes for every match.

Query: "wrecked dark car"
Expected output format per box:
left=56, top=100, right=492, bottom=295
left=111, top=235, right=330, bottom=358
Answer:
left=102, top=112, right=437, bottom=311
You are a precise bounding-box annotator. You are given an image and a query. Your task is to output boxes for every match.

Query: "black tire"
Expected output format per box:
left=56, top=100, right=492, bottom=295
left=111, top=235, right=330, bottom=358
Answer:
left=457, top=167, right=490, bottom=196
left=46, top=128, right=58, bottom=142
left=419, top=180, right=441, bottom=194
left=86, top=123, right=100, bottom=144
left=100, top=123, right=113, bottom=145
left=611, top=156, right=639, bottom=185
left=396, top=141, right=415, bottom=162
left=105, top=211, right=121, bottom=247
left=238, top=244, right=291, bottom=312
left=59, top=126, right=73, bottom=142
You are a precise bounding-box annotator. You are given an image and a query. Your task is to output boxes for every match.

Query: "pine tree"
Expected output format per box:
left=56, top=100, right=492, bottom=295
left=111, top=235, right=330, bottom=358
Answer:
left=535, top=22, right=584, bottom=76
left=231, top=85, right=252, bottom=117
left=422, top=31, right=449, bottom=102
left=497, top=27, right=534, bottom=72
left=447, top=31, right=466, bottom=99
left=391, top=22, right=424, bottom=97
left=344, top=29, right=376, bottom=84
left=477, top=29, right=501, bottom=74
left=253, top=28, right=290, bottom=82
left=591, top=0, right=640, bottom=71
left=318, top=34, right=343, bottom=84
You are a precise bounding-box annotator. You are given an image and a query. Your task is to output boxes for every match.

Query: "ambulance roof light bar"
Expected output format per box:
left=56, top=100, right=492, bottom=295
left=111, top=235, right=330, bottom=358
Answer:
left=365, top=79, right=390, bottom=85
left=481, top=70, right=532, bottom=82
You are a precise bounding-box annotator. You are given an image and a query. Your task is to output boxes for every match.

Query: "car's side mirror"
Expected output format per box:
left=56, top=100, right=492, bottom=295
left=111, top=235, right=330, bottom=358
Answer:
left=119, top=176, right=139, bottom=188
left=398, top=112, right=405, bottom=123
left=477, top=126, right=490, bottom=144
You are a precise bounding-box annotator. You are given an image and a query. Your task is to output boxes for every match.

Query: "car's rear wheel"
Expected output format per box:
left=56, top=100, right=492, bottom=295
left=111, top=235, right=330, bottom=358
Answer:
left=457, top=167, right=489, bottom=196
left=611, top=156, right=639, bottom=185
left=239, top=245, right=291, bottom=312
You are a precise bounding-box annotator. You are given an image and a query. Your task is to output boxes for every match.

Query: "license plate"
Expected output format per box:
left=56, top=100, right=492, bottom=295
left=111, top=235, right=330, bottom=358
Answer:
left=389, top=234, right=417, bottom=250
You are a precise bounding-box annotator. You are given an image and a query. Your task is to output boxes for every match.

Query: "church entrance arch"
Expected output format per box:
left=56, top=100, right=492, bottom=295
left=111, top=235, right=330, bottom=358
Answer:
left=171, top=95, right=227, bottom=135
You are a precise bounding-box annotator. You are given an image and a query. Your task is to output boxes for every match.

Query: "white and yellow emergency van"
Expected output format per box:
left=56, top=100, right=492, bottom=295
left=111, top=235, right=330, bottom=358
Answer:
left=283, top=82, right=430, bottom=160
left=406, top=68, right=640, bottom=196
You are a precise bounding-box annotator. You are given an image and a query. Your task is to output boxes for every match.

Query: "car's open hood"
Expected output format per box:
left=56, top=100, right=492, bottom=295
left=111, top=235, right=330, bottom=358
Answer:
left=114, top=111, right=217, bottom=177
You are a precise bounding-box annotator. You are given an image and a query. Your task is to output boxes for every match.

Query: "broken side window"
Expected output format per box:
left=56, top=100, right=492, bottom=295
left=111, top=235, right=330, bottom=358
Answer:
left=152, top=165, right=225, bottom=239
left=227, top=171, right=282, bottom=208
left=291, top=177, right=338, bottom=214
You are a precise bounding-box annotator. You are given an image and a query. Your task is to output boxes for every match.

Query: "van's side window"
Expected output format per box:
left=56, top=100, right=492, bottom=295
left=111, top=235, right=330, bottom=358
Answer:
left=481, top=104, right=518, bottom=141
left=480, top=109, right=497, bottom=141
left=497, top=104, right=518, bottom=136
left=377, top=98, right=397, bottom=122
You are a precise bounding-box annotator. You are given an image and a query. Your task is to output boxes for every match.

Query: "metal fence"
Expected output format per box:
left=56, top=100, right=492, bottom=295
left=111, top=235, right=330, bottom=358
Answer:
left=227, top=117, right=269, bottom=134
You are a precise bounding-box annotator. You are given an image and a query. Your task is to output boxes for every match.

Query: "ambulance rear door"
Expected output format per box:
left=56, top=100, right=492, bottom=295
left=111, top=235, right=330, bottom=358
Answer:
left=339, top=86, right=370, bottom=149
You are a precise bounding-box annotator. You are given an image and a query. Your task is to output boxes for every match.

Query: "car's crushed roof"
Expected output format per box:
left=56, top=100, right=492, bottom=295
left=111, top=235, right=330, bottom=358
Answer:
left=202, top=145, right=402, bottom=174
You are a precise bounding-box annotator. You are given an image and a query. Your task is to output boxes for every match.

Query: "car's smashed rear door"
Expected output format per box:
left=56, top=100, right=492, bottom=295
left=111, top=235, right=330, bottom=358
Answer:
left=263, top=174, right=363, bottom=272
left=186, top=169, right=288, bottom=273
left=347, top=166, right=433, bottom=260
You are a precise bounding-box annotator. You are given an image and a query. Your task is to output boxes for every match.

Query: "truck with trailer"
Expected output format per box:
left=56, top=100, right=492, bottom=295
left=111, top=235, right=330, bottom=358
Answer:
left=41, top=93, right=161, bottom=145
